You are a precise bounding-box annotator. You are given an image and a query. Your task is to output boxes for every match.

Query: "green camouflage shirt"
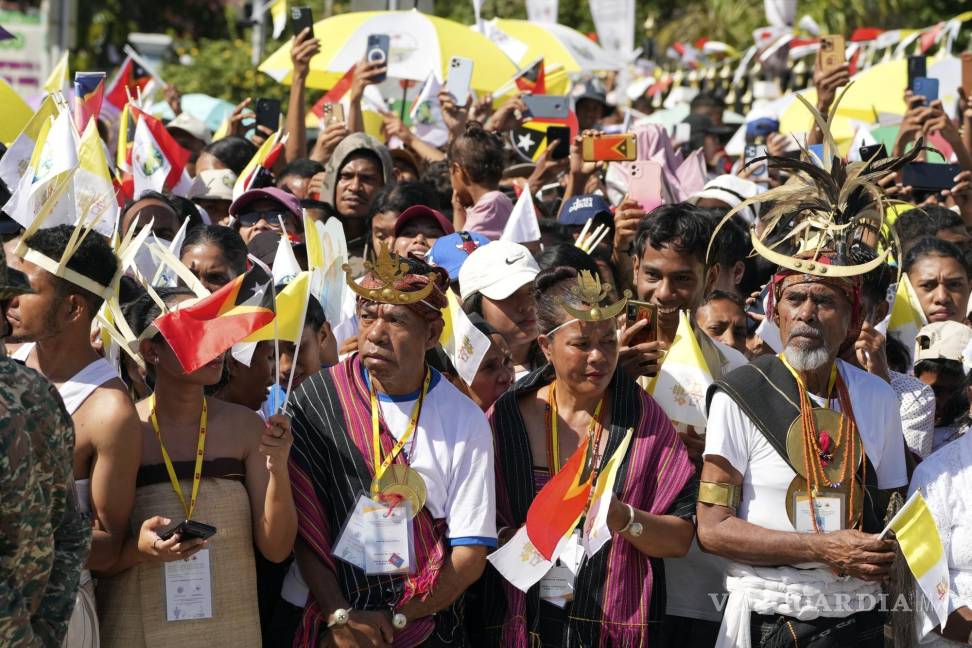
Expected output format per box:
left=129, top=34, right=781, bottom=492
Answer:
left=0, top=357, right=90, bottom=647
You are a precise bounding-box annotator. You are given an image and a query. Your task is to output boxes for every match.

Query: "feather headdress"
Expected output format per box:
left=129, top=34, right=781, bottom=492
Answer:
left=707, top=84, right=922, bottom=279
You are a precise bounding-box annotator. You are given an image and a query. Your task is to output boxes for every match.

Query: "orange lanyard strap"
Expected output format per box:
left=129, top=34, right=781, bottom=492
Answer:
left=369, top=368, right=431, bottom=487
left=149, top=393, right=208, bottom=520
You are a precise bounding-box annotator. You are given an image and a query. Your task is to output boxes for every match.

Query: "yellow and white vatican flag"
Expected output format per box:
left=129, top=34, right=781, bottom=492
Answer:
left=582, top=428, right=633, bottom=557
left=44, top=51, right=70, bottom=97
left=881, top=490, right=950, bottom=628
left=269, top=0, right=288, bottom=39
left=0, top=94, right=58, bottom=191
left=645, top=310, right=714, bottom=429
left=75, top=120, right=119, bottom=238
left=439, top=288, right=491, bottom=384
left=887, top=274, right=926, bottom=357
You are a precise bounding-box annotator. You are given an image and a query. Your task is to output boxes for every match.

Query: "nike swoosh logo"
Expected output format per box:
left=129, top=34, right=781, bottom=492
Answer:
left=505, top=256, right=523, bottom=264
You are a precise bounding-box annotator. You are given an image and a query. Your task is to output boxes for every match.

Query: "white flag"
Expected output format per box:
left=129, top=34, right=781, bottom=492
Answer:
left=409, top=75, right=449, bottom=148
left=500, top=188, right=541, bottom=244
left=272, top=232, right=302, bottom=285
left=132, top=116, right=172, bottom=197
left=526, top=0, right=558, bottom=22
left=4, top=108, right=79, bottom=230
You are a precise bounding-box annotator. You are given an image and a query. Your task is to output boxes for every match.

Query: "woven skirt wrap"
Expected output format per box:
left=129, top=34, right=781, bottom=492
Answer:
left=97, top=478, right=260, bottom=648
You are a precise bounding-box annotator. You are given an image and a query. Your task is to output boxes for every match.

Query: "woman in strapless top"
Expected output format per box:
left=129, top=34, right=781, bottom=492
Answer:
left=96, top=287, right=297, bottom=648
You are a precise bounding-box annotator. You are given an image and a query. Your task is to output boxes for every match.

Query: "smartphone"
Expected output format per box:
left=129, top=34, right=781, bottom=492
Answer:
left=901, top=162, right=962, bottom=193
left=912, top=77, right=939, bottom=103
left=322, top=102, right=345, bottom=126
left=545, top=125, right=571, bottom=160
left=962, top=53, right=972, bottom=95
left=907, top=55, right=927, bottom=91
left=818, top=35, right=845, bottom=73
left=365, top=34, right=390, bottom=82
left=582, top=133, right=637, bottom=162
left=626, top=300, right=657, bottom=347
left=522, top=95, right=569, bottom=121
left=445, top=56, right=474, bottom=106
left=290, top=6, right=313, bottom=37
left=158, top=519, right=217, bottom=542
left=745, top=144, right=768, bottom=178
left=255, top=98, right=281, bottom=132
left=859, top=143, right=887, bottom=163
left=622, top=160, right=663, bottom=211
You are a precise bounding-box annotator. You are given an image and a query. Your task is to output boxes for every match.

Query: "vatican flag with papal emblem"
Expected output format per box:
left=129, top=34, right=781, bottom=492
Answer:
left=882, top=489, right=950, bottom=630
left=644, top=310, right=713, bottom=428
left=439, top=288, right=490, bottom=385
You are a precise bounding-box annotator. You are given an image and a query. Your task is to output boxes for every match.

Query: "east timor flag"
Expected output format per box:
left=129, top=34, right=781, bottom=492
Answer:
left=154, top=263, right=275, bottom=374
left=525, top=434, right=596, bottom=560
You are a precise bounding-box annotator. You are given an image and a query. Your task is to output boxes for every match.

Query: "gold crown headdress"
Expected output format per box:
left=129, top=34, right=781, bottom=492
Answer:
left=559, top=270, right=631, bottom=322
left=343, top=242, right=434, bottom=305
left=707, top=84, right=922, bottom=279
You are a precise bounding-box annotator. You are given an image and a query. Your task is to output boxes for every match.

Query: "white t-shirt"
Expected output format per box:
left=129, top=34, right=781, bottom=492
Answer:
left=705, top=359, right=908, bottom=537
left=663, top=334, right=749, bottom=623
left=282, top=368, right=497, bottom=606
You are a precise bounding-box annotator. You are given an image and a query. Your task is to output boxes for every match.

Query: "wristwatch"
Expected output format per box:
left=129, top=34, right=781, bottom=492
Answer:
left=392, top=611, right=408, bottom=630
left=618, top=504, right=643, bottom=537
left=326, top=608, right=350, bottom=628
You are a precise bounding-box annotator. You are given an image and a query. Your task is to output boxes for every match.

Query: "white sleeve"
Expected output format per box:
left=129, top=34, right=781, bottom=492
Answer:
left=703, top=390, right=752, bottom=477
left=443, top=404, right=497, bottom=546
left=875, top=392, right=909, bottom=490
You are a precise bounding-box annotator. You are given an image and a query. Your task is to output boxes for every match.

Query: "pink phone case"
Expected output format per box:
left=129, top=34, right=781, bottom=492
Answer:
left=623, top=161, right=664, bottom=211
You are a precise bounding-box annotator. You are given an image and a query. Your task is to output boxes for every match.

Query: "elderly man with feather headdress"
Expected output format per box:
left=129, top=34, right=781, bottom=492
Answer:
left=284, top=244, right=496, bottom=648
left=696, top=96, right=913, bottom=648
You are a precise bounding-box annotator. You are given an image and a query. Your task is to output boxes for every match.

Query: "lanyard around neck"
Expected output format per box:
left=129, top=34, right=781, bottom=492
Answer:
left=369, top=368, right=431, bottom=484
left=546, top=380, right=605, bottom=474
left=779, top=354, right=838, bottom=401
left=149, top=393, right=208, bottom=520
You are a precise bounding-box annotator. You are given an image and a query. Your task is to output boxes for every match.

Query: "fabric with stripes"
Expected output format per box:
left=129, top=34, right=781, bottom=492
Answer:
left=477, top=366, right=694, bottom=648
left=288, top=355, right=460, bottom=648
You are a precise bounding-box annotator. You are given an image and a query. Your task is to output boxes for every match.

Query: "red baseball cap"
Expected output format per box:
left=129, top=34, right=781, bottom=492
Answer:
left=392, top=205, right=455, bottom=238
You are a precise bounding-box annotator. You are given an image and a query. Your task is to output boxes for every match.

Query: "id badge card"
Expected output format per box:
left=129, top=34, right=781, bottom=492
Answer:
left=332, top=493, right=374, bottom=570
left=362, top=500, right=414, bottom=575
left=163, top=548, right=213, bottom=621
left=539, top=531, right=581, bottom=607
left=793, top=491, right=845, bottom=533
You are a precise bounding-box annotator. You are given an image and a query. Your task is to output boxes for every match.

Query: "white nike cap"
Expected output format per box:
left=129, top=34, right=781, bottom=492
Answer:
left=458, top=240, right=540, bottom=302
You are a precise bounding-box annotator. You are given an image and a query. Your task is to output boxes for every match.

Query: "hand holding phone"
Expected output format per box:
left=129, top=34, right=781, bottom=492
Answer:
left=255, top=98, right=281, bottom=132
left=158, top=519, right=218, bottom=543
left=623, top=160, right=664, bottom=210
left=818, top=35, right=845, bottom=73
left=625, top=300, right=658, bottom=347
left=745, top=144, right=768, bottom=178
left=445, top=56, right=474, bottom=106
left=545, top=125, right=571, bottom=160
left=290, top=6, right=313, bottom=37
left=365, top=34, right=390, bottom=83
left=907, top=55, right=927, bottom=91
left=911, top=77, right=939, bottom=104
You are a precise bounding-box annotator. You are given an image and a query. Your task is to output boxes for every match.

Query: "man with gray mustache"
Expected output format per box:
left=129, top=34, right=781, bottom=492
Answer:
left=696, top=250, right=909, bottom=647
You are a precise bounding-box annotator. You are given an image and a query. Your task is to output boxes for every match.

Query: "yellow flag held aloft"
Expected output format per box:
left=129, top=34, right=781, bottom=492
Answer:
left=881, top=490, right=950, bottom=628
left=439, top=288, right=491, bottom=384
left=269, top=0, right=288, bottom=39
left=44, top=51, right=70, bottom=96
left=0, top=94, right=58, bottom=191
left=0, top=78, right=35, bottom=146
left=75, top=120, right=119, bottom=237
left=644, top=310, right=714, bottom=428
left=887, top=274, right=927, bottom=361
left=244, top=271, right=311, bottom=344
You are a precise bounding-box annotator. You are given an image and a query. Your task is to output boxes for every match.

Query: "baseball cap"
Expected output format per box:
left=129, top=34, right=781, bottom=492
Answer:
left=559, top=194, right=613, bottom=227
left=189, top=169, right=237, bottom=201
left=459, top=240, right=540, bottom=302
left=914, top=321, right=972, bottom=364
left=167, top=113, right=213, bottom=145
left=571, top=78, right=614, bottom=115
left=229, top=187, right=302, bottom=220
left=427, top=231, right=490, bottom=281
left=392, top=205, right=455, bottom=238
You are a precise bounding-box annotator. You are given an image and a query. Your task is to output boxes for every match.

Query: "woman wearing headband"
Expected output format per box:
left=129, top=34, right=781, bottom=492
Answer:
left=470, top=266, right=697, bottom=647
left=96, top=287, right=296, bottom=647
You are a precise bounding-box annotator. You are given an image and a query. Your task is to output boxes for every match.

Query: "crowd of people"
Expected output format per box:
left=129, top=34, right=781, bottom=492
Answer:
left=4, top=18, right=972, bottom=648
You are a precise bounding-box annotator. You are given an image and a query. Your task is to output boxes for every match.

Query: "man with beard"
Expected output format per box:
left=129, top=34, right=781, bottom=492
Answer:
left=696, top=122, right=912, bottom=646
left=7, top=225, right=141, bottom=648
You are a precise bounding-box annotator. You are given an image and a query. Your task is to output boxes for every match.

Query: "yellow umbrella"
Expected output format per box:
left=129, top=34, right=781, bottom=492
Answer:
left=779, top=59, right=913, bottom=145
left=259, top=10, right=517, bottom=93
left=483, top=18, right=620, bottom=73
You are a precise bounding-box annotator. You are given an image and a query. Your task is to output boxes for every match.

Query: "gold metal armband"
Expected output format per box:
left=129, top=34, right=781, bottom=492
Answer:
left=698, top=482, right=741, bottom=511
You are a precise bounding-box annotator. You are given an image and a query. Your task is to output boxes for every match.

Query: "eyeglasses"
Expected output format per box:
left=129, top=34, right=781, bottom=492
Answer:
left=237, top=210, right=289, bottom=227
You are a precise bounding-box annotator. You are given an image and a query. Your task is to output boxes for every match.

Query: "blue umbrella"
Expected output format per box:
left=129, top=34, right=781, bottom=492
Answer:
left=149, top=93, right=236, bottom=132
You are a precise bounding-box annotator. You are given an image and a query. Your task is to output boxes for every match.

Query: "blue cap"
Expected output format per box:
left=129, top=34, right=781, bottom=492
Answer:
left=559, top=194, right=613, bottom=226
left=746, top=118, right=780, bottom=140
left=426, top=231, right=491, bottom=281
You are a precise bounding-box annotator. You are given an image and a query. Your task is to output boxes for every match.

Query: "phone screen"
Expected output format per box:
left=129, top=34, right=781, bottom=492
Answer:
left=626, top=300, right=657, bottom=347
left=546, top=126, right=571, bottom=160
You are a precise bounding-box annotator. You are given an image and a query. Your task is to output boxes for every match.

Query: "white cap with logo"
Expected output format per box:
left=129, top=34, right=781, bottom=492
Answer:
left=458, top=240, right=540, bottom=302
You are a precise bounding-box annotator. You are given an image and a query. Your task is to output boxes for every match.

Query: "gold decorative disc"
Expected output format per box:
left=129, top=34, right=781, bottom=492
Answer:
left=785, top=408, right=862, bottom=483
left=371, top=465, right=427, bottom=518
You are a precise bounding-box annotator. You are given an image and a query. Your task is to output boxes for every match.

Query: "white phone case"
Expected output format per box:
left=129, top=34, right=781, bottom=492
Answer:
left=445, top=56, right=474, bottom=105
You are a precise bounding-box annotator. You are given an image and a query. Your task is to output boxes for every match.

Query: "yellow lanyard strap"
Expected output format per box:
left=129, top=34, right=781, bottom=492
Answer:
left=149, top=393, right=208, bottom=520
left=370, top=369, right=431, bottom=485
left=778, top=354, right=838, bottom=401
